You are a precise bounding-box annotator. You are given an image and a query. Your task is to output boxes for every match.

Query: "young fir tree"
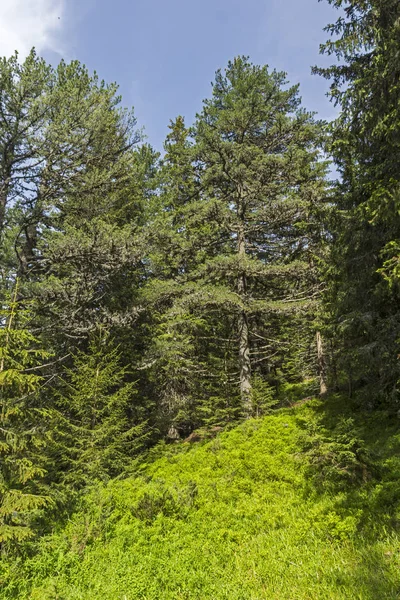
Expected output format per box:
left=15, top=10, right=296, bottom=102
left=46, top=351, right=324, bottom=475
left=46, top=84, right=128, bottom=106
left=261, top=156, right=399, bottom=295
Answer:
left=55, top=331, right=148, bottom=488
left=317, top=0, right=400, bottom=397
left=0, top=283, right=51, bottom=548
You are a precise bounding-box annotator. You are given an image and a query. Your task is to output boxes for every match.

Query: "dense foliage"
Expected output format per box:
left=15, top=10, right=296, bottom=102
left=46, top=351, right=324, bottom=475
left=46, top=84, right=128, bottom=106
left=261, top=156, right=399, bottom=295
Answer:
left=2, top=395, right=400, bottom=599
left=1, top=0, right=400, bottom=596
left=144, top=57, right=327, bottom=433
left=316, top=0, right=400, bottom=397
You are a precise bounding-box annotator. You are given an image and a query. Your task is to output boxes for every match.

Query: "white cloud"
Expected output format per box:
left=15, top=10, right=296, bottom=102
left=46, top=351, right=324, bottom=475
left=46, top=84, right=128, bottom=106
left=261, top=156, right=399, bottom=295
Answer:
left=0, top=0, right=65, bottom=60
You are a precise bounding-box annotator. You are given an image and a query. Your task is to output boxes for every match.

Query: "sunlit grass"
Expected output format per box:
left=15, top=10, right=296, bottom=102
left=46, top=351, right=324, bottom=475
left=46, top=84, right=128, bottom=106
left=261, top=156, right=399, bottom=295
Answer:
left=3, top=395, right=400, bottom=599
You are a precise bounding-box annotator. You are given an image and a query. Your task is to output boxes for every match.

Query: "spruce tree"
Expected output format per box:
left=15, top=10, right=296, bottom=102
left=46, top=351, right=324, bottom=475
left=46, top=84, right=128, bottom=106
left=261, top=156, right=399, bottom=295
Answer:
left=317, top=0, right=400, bottom=397
left=0, top=283, right=51, bottom=547
left=54, top=331, right=148, bottom=488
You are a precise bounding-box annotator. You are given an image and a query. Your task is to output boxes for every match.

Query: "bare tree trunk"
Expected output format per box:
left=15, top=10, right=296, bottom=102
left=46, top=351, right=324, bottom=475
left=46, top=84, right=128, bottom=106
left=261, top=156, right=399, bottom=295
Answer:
left=0, top=168, right=12, bottom=234
left=0, top=189, right=7, bottom=234
left=316, top=330, right=328, bottom=396
left=237, top=195, right=252, bottom=416
left=238, top=305, right=252, bottom=415
left=0, top=135, right=16, bottom=235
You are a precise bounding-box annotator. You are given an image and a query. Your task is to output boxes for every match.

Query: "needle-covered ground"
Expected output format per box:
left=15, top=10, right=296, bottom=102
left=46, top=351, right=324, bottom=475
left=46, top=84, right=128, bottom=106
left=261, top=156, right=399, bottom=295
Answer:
left=2, top=394, right=400, bottom=599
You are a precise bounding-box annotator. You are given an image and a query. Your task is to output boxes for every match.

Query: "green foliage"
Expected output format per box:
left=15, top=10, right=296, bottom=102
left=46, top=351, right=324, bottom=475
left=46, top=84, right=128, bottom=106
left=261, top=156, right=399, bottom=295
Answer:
left=54, top=331, right=149, bottom=488
left=0, top=48, right=152, bottom=351
left=193, top=393, right=242, bottom=429
left=145, top=56, right=328, bottom=427
left=2, top=396, right=400, bottom=598
left=299, top=412, right=371, bottom=490
left=250, top=375, right=279, bottom=416
left=0, top=284, right=51, bottom=547
left=279, top=379, right=319, bottom=403
left=317, top=0, right=400, bottom=397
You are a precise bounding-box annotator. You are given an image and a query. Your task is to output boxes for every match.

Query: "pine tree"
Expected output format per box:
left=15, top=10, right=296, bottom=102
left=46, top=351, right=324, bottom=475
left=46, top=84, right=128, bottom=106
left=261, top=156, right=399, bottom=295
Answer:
left=193, top=57, right=326, bottom=415
left=145, top=57, right=327, bottom=427
left=0, top=49, right=149, bottom=348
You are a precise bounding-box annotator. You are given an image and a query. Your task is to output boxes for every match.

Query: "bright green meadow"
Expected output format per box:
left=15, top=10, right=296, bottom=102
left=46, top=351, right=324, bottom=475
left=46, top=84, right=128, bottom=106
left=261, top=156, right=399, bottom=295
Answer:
left=2, top=395, right=400, bottom=600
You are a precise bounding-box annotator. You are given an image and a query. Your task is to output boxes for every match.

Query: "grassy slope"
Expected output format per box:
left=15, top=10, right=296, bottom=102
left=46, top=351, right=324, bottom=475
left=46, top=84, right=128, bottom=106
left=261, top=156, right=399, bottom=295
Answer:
left=3, top=395, right=400, bottom=599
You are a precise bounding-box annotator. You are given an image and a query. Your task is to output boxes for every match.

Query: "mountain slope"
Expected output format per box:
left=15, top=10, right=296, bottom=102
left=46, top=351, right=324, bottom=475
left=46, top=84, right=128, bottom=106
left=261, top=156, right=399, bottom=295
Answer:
left=2, top=396, right=400, bottom=599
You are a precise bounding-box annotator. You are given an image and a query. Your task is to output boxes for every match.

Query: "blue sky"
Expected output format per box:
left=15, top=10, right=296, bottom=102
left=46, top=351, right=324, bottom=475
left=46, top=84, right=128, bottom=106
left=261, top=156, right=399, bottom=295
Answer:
left=0, top=0, right=339, bottom=151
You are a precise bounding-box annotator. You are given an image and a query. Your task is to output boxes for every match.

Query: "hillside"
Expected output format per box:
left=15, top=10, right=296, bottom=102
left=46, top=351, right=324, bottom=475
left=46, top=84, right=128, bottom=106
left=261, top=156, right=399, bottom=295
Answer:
left=2, top=395, right=400, bottom=600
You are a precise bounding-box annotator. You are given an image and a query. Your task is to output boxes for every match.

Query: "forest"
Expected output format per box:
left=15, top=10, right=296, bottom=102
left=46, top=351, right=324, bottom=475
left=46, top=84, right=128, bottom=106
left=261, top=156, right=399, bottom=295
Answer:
left=2, top=0, right=400, bottom=598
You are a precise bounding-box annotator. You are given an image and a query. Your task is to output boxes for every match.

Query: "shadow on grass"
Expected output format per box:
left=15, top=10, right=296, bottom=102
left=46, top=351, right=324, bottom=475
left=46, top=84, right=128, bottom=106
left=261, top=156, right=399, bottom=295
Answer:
left=297, top=393, right=400, bottom=599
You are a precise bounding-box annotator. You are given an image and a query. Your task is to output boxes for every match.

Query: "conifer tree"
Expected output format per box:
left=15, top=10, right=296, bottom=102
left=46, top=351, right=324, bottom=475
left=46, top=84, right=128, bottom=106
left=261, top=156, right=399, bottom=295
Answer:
left=317, top=0, right=400, bottom=396
left=0, top=283, right=51, bottom=547
left=142, top=118, right=208, bottom=435
left=0, top=49, right=148, bottom=349
left=146, top=58, right=327, bottom=425
left=54, top=331, right=148, bottom=487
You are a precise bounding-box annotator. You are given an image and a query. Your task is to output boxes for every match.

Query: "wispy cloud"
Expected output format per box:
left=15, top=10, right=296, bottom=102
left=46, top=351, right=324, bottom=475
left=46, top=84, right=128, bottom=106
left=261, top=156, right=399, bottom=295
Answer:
left=0, top=0, right=65, bottom=60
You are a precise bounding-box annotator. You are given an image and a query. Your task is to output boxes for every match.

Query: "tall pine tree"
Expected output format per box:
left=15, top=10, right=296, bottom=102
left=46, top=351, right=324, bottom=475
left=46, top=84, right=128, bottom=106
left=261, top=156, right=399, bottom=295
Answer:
left=146, top=57, right=327, bottom=428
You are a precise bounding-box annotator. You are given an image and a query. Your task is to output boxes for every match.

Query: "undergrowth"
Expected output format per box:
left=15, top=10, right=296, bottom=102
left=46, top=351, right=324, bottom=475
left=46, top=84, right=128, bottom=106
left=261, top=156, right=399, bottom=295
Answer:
left=2, top=394, right=400, bottom=599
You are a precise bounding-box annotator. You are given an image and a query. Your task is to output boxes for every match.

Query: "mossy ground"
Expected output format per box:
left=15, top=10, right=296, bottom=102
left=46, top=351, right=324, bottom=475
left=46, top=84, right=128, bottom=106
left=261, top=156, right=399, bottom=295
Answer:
left=2, top=394, right=400, bottom=599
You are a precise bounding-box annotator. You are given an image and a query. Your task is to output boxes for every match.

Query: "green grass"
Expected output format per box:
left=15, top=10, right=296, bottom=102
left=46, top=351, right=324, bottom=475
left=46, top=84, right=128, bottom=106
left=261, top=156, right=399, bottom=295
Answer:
left=3, top=394, right=400, bottom=599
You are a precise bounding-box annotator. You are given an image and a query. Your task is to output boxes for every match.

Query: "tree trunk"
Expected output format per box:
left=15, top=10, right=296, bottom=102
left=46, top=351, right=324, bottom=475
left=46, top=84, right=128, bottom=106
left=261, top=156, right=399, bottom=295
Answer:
left=238, top=305, right=252, bottom=415
left=237, top=197, right=252, bottom=416
left=329, top=339, right=339, bottom=391
left=316, top=330, right=328, bottom=395
left=0, top=136, right=16, bottom=235
left=0, top=166, right=13, bottom=234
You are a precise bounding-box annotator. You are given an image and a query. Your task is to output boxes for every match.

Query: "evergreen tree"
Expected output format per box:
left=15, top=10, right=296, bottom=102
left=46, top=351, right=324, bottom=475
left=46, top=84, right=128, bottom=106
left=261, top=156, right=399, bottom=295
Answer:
left=142, top=118, right=208, bottom=436
left=317, top=0, right=400, bottom=397
left=0, top=283, right=51, bottom=547
left=0, top=49, right=149, bottom=347
left=0, top=51, right=52, bottom=236
left=194, top=57, right=326, bottom=414
left=54, top=331, right=148, bottom=488
left=146, top=57, right=327, bottom=427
